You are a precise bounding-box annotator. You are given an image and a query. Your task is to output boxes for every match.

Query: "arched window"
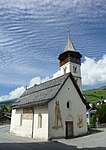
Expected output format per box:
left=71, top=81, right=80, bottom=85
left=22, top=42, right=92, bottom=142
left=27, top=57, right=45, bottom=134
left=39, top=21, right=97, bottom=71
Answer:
left=38, top=113, right=42, bottom=128
left=67, top=101, right=70, bottom=108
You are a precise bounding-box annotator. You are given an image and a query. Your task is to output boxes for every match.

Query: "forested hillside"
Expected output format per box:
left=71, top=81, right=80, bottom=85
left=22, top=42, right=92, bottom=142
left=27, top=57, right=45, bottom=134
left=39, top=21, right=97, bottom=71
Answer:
left=0, top=98, right=17, bottom=107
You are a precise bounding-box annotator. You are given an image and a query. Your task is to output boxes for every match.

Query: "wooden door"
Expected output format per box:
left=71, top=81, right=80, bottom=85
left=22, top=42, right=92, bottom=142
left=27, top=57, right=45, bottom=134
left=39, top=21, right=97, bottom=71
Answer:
left=66, top=121, right=73, bottom=138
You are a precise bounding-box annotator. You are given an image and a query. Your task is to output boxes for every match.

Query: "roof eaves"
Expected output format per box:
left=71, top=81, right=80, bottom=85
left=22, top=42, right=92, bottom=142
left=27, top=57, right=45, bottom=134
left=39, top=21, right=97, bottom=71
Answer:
left=12, top=99, right=50, bottom=109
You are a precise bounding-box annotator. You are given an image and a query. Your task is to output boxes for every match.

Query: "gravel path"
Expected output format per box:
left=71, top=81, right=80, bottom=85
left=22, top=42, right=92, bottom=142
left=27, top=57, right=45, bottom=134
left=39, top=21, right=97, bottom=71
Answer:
left=0, top=125, right=106, bottom=150
left=55, top=128, right=106, bottom=149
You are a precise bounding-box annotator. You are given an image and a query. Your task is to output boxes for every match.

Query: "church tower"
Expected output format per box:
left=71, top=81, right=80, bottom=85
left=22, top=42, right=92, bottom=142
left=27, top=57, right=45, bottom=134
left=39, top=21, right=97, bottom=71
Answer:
left=58, top=32, right=82, bottom=90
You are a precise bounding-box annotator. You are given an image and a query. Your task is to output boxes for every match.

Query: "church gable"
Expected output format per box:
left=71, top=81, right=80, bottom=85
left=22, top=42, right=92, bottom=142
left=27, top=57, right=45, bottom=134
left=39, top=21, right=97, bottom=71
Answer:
left=48, top=76, right=88, bottom=138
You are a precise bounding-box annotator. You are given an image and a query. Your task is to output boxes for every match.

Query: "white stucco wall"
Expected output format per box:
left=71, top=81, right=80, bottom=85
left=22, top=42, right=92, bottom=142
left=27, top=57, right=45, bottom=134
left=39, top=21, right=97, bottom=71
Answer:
left=10, top=108, right=33, bottom=138
left=61, top=62, right=82, bottom=90
left=33, top=106, right=48, bottom=140
left=10, top=106, right=48, bottom=140
left=61, top=62, right=81, bottom=77
left=10, top=109, right=22, bottom=132
left=48, top=77, right=87, bottom=139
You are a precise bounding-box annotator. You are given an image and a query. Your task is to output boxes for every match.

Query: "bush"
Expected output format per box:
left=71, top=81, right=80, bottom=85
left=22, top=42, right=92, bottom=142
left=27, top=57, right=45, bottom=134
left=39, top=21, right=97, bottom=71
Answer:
left=90, top=115, right=96, bottom=127
left=87, top=124, right=92, bottom=131
left=96, top=104, right=106, bottom=123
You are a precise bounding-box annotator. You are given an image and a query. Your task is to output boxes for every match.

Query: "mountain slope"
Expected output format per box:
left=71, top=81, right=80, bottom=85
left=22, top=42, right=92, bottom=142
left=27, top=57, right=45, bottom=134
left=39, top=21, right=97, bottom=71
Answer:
left=0, top=99, right=17, bottom=107
left=83, top=86, right=106, bottom=104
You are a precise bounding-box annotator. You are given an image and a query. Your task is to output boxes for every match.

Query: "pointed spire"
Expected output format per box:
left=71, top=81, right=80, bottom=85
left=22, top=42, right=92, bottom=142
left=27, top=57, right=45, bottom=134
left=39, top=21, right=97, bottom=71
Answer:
left=64, top=32, right=76, bottom=52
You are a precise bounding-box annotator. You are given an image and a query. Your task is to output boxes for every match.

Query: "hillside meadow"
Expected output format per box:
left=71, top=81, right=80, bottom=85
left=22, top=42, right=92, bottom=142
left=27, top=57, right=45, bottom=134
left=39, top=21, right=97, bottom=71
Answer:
left=83, top=86, right=106, bottom=104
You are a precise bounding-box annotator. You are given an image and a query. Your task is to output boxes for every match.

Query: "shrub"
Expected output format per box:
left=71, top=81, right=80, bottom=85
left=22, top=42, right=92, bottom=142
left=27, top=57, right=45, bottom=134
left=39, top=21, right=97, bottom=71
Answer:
left=96, top=104, right=106, bottom=123
left=90, top=115, right=96, bottom=127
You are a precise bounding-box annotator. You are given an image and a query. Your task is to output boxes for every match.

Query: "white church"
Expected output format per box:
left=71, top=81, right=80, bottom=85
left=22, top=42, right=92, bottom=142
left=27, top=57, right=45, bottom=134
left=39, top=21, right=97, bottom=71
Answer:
left=10, top=33, right=90, bottom=140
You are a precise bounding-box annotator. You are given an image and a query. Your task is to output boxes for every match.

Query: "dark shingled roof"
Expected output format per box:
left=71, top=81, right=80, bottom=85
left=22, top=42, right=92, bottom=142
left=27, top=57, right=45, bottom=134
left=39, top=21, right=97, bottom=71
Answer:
left=12, top=73, right=90, bottom=109
left=12, top=73, right=69, bottom=108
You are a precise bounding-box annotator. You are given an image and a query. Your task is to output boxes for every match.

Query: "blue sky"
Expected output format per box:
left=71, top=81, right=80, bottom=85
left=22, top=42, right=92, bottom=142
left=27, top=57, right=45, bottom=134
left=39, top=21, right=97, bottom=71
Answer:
left=0, top=0, right=106, bottom=100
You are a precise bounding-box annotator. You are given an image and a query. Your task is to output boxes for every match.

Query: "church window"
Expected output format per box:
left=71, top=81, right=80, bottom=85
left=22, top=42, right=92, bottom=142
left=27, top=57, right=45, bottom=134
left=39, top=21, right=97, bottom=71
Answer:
left=73, top=66, right=77, bottom=73
left=38, top=113, right=42, bottom=128
left=67, top=101, right=70, bottom=108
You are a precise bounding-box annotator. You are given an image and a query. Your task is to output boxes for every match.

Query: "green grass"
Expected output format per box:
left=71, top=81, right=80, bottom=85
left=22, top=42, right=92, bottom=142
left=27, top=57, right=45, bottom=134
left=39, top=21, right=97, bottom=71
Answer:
left=83, top=86, right=106, bottom=104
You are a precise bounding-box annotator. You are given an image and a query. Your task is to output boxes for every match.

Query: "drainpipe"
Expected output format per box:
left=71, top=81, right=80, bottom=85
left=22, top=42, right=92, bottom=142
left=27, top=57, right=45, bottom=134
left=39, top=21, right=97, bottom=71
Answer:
left=31, top=107, right=34, bottom=138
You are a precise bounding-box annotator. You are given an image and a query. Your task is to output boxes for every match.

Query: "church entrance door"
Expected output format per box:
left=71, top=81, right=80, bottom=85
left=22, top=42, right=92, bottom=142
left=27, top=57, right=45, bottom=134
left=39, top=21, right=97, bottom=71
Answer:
left=66, top=121, right=73, bottom=138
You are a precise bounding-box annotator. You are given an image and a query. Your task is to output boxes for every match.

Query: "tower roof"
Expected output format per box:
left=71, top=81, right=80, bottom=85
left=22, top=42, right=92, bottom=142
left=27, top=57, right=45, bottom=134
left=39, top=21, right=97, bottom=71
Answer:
left=58, top=31, right=82, bottom=63
left=64, top=32, right=76, bottom=52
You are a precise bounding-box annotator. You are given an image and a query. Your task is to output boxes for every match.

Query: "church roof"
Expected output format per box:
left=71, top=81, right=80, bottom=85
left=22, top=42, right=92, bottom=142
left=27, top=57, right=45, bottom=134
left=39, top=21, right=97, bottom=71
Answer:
left=12, top=73, right=90, bottom=109
left=64, top=32, right=76, bottom=52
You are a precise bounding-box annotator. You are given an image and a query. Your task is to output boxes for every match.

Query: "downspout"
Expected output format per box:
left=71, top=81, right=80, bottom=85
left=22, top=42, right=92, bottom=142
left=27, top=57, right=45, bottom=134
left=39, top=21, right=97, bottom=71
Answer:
left=31, top=107, right=34, bottom=138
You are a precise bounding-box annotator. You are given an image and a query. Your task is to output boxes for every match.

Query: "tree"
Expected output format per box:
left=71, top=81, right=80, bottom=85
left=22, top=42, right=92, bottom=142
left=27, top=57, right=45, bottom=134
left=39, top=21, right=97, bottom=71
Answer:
left=0, top=105, right=12, bottom=116
left=96, top=104, right=106, bottom=123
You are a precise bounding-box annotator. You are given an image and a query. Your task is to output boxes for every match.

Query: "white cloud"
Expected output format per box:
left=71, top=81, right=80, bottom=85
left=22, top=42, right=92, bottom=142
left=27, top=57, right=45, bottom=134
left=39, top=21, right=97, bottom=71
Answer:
left=52, top=70, right=61, bottom=79
left=9, top=86, right=25, bottom=99
left=0, top=86, right=25, bottom=101
left=28, top=70, right=61, bottom=89
left=28, top=76, right=50, bottom=88
left=81, top=55, right=106, bottom=86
